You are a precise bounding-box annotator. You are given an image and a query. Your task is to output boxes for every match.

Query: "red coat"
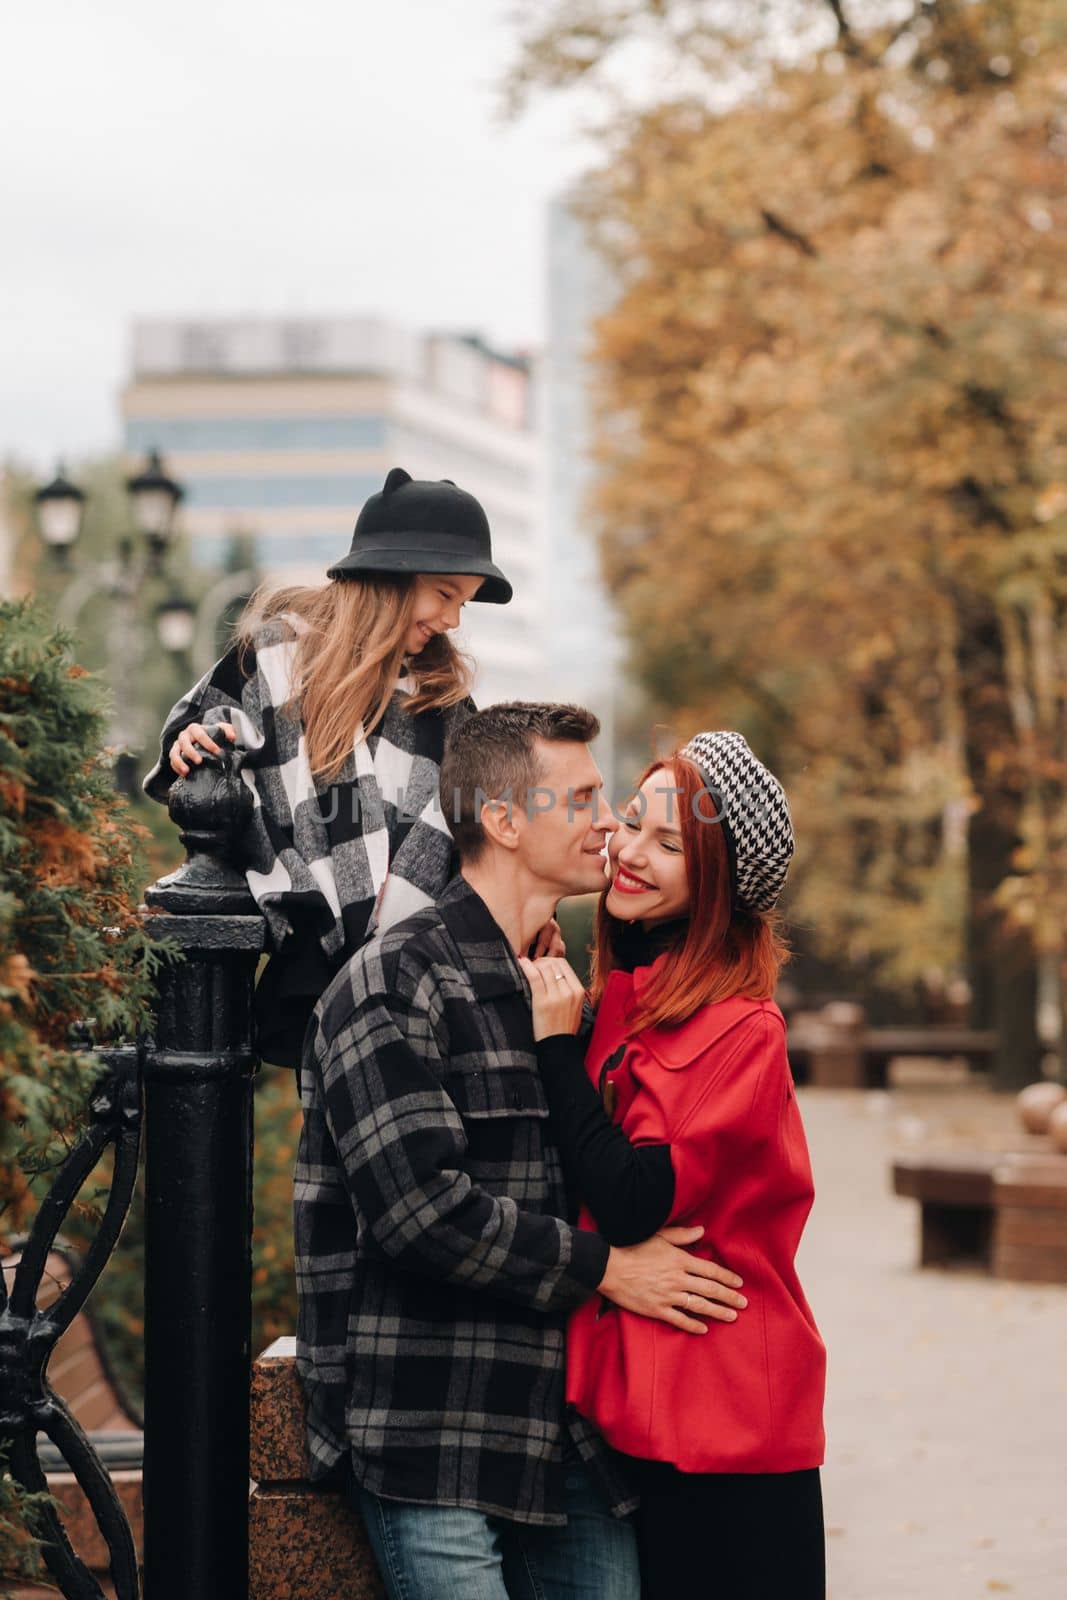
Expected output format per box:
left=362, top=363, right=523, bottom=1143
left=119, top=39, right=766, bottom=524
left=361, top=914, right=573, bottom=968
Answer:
left=566, top=964, right=826, bottom=1473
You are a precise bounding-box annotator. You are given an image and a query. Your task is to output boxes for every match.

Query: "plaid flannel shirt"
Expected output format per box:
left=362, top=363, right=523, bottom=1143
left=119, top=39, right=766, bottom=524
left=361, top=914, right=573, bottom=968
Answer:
left=294, top=874, right=637, bottom=1525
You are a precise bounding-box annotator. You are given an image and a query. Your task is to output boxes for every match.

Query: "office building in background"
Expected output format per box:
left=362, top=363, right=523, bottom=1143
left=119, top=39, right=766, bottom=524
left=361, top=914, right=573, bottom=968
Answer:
left=121, top=317, right=543, bottom=706
left=541, top=191, right=622, bottom=793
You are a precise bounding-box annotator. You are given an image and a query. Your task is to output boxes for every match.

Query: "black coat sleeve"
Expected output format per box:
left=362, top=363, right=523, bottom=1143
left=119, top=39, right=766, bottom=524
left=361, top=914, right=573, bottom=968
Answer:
left=536, top=1034, right=675, bottom=1246
left=254, top=906, right=341, bottom=1070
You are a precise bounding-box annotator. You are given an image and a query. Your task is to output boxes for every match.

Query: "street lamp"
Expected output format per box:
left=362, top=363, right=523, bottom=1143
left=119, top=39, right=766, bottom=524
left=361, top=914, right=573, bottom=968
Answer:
left=154, top=590, right=197, bottom=657
left=34, top=466, right=86, bottom=557
left=126, top=448, right=183, bottom=558
left=32, top=448, right=190, bottom=791
left=31, top=451, right=257, bottom=793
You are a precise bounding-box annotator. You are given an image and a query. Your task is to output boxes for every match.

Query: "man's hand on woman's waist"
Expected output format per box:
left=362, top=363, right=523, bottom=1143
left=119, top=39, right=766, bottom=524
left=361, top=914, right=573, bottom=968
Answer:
left=597, top=1225, right=747, bottom=1335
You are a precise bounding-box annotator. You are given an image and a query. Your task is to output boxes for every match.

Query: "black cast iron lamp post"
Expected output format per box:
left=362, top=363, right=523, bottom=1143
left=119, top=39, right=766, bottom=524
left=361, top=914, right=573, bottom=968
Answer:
left=126, top=448, right=183, bottom=561
left=33, top=448, right=184, bottom=570
left=155, top=589, right=197, bottom=656
left=32, top=448, right=188, bottom=792
left=34, top=465, right=86, bottom=557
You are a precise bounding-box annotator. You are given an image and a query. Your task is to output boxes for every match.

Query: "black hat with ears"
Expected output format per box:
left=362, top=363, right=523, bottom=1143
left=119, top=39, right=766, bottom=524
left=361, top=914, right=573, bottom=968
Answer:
left=326, top=467, right=513, bottom=603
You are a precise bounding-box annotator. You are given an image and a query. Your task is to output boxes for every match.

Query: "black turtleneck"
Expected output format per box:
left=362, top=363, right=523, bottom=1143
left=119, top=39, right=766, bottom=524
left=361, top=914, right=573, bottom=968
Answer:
left=609, top=915, right=689, bottom=974
left=536, top=923, right=679, bottom=1247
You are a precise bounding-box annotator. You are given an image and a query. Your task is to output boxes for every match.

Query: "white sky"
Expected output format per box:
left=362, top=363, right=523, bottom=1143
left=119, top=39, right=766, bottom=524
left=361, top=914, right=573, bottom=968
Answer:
left=1, top=0, right=598, bottom=471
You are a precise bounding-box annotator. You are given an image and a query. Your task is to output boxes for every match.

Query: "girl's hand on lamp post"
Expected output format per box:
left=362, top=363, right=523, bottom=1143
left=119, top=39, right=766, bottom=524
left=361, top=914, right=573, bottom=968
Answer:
left=169, top=721, right=238, bottom=777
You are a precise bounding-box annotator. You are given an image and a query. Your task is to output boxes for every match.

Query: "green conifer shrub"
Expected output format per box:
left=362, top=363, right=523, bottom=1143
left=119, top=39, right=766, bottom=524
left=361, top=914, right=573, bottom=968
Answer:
left=0, top=597, right=172, bottom=1583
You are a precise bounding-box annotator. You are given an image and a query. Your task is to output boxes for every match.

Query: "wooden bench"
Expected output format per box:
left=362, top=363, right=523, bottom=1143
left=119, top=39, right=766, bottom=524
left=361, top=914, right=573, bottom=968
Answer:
left=892, top=1150, right=1002, bottom=1267
left=992, top=1158, right=1067, bottom=1283
left=864, top=1026, right=996, bottom=1087
left=789, top=1004, right=996, bottom=1089
left=892, top=1145, right=1067, bottom=1281
left=1, top=1243, right=143, bottom=1586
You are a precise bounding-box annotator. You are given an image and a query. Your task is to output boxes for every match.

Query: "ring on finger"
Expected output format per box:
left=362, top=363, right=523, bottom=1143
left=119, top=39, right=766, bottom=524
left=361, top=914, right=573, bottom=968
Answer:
left=682, top=1292, right=692, bottom=1310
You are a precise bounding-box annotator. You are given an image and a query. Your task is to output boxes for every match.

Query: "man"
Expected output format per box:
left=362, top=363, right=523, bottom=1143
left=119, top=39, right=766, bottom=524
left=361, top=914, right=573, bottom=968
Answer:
left=294, top=703, right=746, bottom=1599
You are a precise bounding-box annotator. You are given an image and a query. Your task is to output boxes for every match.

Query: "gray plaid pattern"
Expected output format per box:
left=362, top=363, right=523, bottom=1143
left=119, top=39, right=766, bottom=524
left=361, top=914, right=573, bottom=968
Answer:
left=680, top=729, right=795, bottom=911
left=144, top=613, right=474, bottom=960
left=294, top=875, right=636, bottom=1525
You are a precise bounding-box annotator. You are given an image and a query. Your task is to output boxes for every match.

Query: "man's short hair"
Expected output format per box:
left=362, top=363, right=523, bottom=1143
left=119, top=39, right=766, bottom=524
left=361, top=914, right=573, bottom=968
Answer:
left=440, top=701, right=601, bottom=865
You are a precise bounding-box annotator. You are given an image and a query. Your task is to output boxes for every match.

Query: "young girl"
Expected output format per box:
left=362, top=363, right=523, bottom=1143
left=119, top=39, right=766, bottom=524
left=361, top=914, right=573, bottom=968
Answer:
left=145, top=466, right=559, bottom=1067
left=520, top=731, right=826, bottom=1598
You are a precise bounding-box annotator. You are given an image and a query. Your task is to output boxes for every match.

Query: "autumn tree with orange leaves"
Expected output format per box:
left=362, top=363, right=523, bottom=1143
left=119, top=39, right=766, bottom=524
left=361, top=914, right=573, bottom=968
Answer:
left=513, top=0, right=1067, bottom=1084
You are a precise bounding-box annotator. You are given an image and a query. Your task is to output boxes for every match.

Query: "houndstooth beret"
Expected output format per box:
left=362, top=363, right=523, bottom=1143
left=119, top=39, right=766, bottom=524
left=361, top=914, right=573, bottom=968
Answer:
left=678, top=731, right=795, bottom=912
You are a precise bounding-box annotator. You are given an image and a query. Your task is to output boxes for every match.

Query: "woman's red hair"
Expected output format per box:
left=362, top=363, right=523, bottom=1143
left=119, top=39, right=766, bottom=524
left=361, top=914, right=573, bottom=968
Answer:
left=589, top=756, right=790, bottom=1032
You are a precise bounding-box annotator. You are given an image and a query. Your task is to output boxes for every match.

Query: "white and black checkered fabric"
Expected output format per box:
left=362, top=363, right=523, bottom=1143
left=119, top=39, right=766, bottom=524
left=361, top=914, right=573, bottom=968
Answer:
left=144, top=613, right=474, bottom=962
left=679, top=730, right=795, bottom=911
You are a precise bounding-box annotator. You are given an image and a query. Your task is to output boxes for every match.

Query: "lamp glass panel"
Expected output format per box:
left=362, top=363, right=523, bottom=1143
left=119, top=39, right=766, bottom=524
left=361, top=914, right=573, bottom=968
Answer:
left=132, top=486, right=175, bottom=538
left=39, top=497, right=82, bottom=546
left=157, top=607, right=196, bottom=653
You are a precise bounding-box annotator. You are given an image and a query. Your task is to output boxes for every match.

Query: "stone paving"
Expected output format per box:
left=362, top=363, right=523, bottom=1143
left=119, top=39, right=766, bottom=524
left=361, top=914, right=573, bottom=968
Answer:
left=796, top=1084, right=1067, bottom=1600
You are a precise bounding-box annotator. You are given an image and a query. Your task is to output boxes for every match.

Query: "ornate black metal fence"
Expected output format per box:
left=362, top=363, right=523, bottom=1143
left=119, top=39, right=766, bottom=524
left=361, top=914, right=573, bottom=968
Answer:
left=0, top=738, right=266, bottom=1599
left=0, top=1047, right=143, bottom=1600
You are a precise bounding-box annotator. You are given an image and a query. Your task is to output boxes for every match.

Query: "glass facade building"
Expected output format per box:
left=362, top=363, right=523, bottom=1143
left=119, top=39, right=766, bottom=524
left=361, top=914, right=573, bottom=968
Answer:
left=542, top=193, right=623, bottom=791
left=120, top=316, right=543, bottom=706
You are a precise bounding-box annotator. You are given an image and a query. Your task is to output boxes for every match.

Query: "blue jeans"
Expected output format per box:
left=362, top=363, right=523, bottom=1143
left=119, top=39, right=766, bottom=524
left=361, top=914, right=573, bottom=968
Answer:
left=353, top=1459, right=639, bottom=1600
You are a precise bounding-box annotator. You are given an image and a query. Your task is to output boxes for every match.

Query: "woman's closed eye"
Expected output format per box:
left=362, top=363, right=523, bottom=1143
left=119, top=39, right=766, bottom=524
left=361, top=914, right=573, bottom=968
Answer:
left=622, top=816, right=681, bottom=853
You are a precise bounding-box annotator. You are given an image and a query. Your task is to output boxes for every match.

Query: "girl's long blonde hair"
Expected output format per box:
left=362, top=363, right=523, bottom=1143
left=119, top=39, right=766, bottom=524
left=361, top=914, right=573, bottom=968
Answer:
left=238, top=574, right=474, bottom=779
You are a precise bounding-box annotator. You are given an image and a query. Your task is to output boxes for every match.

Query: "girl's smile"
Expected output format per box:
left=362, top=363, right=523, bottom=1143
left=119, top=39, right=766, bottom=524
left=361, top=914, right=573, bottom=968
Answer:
left=405, top=573, right=483, bottom=656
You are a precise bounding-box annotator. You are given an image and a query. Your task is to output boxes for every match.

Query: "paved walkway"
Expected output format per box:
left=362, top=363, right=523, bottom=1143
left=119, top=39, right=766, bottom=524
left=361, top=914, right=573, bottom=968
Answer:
left=797, top=1085, right=1067, bottom=1600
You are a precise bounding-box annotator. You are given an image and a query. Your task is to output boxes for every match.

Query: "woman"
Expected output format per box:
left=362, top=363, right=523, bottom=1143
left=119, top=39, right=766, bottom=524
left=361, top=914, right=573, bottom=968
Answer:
left=145, top=466, right=559, bottom=1067
left=520, top=731, right=826, bottom=1598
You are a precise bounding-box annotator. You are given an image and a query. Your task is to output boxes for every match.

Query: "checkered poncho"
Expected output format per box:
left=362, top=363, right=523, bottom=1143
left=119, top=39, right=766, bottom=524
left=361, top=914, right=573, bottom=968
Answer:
left=143, top=613, right=474, bottom=964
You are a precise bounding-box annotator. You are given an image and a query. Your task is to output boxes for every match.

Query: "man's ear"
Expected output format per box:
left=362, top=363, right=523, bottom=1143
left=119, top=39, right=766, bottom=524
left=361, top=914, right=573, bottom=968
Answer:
left=479, top=794, right=522, bottom=853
